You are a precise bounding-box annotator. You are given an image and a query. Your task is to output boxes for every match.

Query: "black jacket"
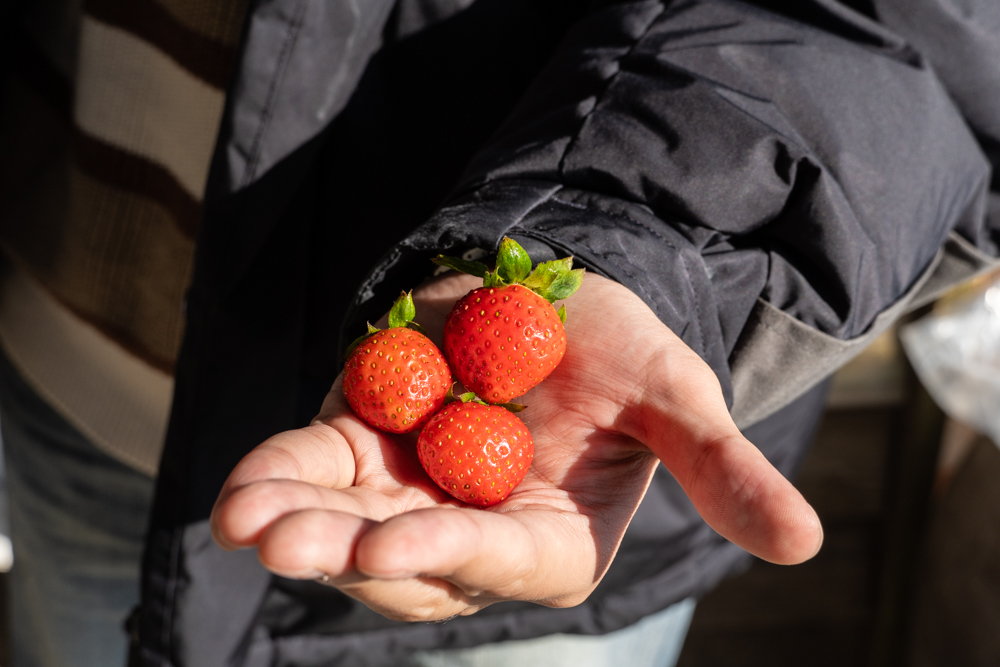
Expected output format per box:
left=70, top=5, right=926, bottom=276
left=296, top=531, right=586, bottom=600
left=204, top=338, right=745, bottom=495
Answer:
left=135, top=1, right=1000, bottom=665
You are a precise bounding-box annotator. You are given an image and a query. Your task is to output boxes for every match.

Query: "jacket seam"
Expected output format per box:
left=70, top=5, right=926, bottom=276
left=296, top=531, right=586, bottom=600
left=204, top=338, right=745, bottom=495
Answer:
left=501, top=185, right=565, bottom=240
left=551, top=192, right=677, bottom=250
left=243, top=0, right=308, bottom=187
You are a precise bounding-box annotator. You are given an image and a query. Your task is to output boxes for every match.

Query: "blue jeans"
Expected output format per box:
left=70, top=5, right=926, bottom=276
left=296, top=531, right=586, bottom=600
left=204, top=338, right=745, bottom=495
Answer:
left=0, top=352, right=155, bottom=667
left=410, top=598, right=696, bottom=667
left=0, top=350, right=695, bottom=666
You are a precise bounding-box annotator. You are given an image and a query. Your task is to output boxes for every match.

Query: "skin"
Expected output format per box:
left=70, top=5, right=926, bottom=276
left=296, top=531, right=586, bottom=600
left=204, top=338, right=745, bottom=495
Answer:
left=211, top=272, right=823, bottom=622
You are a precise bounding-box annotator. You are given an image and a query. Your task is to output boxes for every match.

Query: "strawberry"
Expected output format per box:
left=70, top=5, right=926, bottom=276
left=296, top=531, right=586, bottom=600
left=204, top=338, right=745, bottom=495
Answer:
left=433, top=237, right=584, bottom=403
left=342, top=292, right=452, bottom=433
left=417, top=398, right=533, bottom=506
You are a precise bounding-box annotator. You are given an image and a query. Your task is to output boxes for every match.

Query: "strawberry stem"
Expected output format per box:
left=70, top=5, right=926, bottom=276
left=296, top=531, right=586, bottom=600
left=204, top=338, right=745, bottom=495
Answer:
left=432, top=237, right=584, bottom=305
left=387, top=291, right=417, bottom=329
left=444, top=385, right=494, bottom=406
left=495, top=236, right=532, bottom=284
left=342, top=291, right=426, bottom=363
left=521, top=257, right=585, bottom=303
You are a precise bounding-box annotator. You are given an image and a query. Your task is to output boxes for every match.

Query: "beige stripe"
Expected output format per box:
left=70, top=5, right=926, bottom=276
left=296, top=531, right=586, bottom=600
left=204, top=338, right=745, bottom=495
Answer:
left=1, top=164, right=195, bottom=372
left=151, top=0, right=248, bottom=47
left=0, top=263, right=171, bottom=476
left=75, top=16, right=225, bottom=200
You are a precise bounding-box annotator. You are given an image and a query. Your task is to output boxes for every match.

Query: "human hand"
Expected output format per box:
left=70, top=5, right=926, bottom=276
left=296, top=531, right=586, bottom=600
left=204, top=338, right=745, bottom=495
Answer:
left=211, top=272, right=822, bottom=621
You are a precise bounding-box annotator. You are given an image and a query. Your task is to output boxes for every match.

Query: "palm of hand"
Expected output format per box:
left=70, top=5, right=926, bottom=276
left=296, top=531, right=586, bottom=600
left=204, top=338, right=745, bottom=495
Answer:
left=212, top=273, right=821, bottom=621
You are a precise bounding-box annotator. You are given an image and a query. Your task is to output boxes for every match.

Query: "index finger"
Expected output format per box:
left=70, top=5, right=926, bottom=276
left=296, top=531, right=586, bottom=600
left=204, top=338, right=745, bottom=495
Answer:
left=217, top=375, right=372, bottom=494
left=210, top=378, right=365, bottom=541
left=209, top=423, right=359, bottom=548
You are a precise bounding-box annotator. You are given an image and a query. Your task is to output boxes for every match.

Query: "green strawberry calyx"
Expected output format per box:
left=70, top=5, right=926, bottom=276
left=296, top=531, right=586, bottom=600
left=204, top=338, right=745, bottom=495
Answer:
left=432, top=237, right=584, bottom=319
left=444, top=384, right=526, bottom=413
left=342, top=291, right=428, bottom=362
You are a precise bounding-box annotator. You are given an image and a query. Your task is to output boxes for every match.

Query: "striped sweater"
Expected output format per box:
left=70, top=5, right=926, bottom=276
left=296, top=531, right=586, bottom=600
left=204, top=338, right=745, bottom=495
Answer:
left=0, top=0, right=246, bottom=474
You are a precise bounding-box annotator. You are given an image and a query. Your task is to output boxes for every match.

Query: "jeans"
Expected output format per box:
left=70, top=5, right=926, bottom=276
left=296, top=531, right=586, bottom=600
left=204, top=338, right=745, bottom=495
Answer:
left=0, top=351, right=155, bottom=667
left=410, top=598, right=697, bottom=667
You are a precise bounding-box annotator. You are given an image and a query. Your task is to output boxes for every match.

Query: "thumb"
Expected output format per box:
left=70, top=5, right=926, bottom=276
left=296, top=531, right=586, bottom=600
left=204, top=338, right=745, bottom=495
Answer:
left=626, top=333, right=823, bottom=565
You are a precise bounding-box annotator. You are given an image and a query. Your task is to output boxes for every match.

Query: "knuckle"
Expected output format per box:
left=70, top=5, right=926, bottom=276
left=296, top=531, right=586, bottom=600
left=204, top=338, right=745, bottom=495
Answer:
left=685, top=436, right=723, bottom=491
left=476, top=565, right=533, bottom=600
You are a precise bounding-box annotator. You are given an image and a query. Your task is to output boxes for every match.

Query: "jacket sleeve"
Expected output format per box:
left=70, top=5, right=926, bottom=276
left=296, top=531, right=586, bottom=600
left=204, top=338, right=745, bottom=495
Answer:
left=874, top=0, right=1000, bottom=163
left=344, top=0, right=998, bottom=425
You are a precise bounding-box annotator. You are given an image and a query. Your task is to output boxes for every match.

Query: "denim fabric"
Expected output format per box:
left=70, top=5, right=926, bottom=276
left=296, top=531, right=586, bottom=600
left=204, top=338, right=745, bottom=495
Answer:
left=0, top=350, right=155, bottom=667
left=409, top=598, right=697, bottom=667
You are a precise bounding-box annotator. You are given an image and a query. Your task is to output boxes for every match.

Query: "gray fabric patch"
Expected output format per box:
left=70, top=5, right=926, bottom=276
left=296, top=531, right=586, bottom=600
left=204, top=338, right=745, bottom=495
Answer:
left=730, top=232, right=1000, bottom=429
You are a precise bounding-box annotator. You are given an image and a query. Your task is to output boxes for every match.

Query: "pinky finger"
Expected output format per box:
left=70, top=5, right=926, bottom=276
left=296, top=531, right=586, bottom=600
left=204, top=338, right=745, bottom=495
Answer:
left=257, top=509, right=485, bottom=621
left=336, top=576, right=484, bottom=623
left=257, top=508, right=375, bottom=580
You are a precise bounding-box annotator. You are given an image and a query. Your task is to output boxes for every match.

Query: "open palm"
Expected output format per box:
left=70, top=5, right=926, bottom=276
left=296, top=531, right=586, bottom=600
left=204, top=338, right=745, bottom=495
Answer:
left=211, top=273, right=822, bottom=621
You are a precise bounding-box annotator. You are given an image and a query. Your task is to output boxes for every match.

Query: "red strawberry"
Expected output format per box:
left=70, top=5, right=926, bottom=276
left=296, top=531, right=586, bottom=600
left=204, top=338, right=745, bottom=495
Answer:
left=444, top=285, right=565, bottom=404
left=433, top=237, right=583, bottom=403
left=342, top=292, right=452, bottom=433
left=417, top=399, right=533, bottom=506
